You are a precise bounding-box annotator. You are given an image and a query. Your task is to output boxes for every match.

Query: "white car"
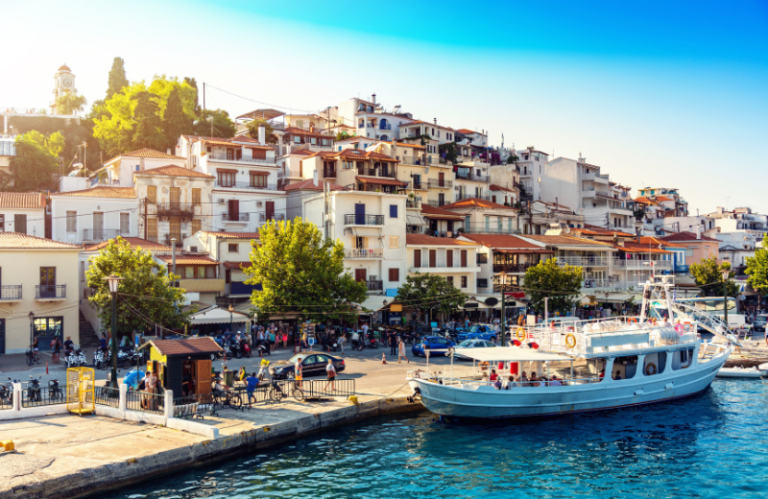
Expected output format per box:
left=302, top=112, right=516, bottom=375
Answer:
left=453, top=339, right=496, bottom=360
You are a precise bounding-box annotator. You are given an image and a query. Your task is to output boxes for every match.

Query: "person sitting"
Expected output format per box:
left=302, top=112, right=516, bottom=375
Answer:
left=613, top=370, right=622, bottom=380
left=549, top=375, right=563, bottom=387
left=505, top=375, right=516, bottom=390
left=494, top=378, right=502, bottom=390
left=599, top=368, right=605, bottom=380
left=489, top=369, right=499, bottom=382
left=529, top=372, right=541, bottom=387
left=520, top=371, right=529, bottom=385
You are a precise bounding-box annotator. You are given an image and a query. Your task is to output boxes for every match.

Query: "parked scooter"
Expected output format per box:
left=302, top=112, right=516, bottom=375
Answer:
left=27, top=376, right=42, bottom=403
left=76, top=349, right=87, bottom=367
left=65, top=350, right=79, bottom=368
left=48, top=379, right=62, bottom=400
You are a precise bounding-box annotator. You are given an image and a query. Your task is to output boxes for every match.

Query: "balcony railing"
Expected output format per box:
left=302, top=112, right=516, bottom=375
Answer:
left=367, top=280, right=383, bottom=292
left=583, top=279, right=624, bottom=291
left=379, top=123, right=392, bottom=130
left=356, top=167, right=396, bottom=178
left=207, top=151, right=274, bottom=166
left=258, top=213, right=286, bottom=222
left=411, top=262, right=470, bottom=271
left=461, top=223, right=520, bottom=235
left=406, top=198, right=422, bottom=209
left=344, top=214, right=385, bottom=226
left=346, top=248, right=383, bottom=258
left=215, top=181, right=277, bottom=190
left=82, top=228, right=128, bottom=241
left=402, top=180, right=426, bottom=190
left=428, top=179, right=453, bottom=189
left=492, top=263, right=536, bottom=273
left=323, top=169, right=337, bottom=178
left=455, top=172, right=489, bottom=182
left=612, top=259, right=672, bottom=269
left=36, top=285, right=66, bottom=299
left=222, top=213, right=250, bottom=222
left=156, top=202, right=195, bottom=218
left=164, top=234, right=189, bottom=245
left=556, top=256, right=609, bottom=267
left=398, top=156, right=427, bottom=166
left=426, top=199, right=448, bottom=208
left=0, top=285, right=22, bottom=300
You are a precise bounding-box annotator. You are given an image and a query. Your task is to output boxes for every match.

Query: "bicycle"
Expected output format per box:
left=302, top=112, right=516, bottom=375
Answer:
left=26, top=349, right=41, bottom=366
left=212, top=388, right=243, bottom=410
left=269, top=380, right=305, bottom=403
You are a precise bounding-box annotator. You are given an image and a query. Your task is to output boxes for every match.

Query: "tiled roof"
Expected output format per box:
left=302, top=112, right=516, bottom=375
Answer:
left=285, top=148, right=313, bottom=156
left=578, top=225, right=634, bottom=237
left=522, top=235, right=614, bottom=247
left=456, top=129, right=478, bottom=135
left=633, top=197, right=658, bottom=205
left=460, top=234, right=545, bottom=250
left=637, top=236, right=683, bottom=248
left=403, top=120, right=454, bottom=131
left=83, top=237, right=171, bottom=252
left=52, top=186, right=136, bottom=199
left=659, top=231, right=719, bottom=242
left=304, top=149, right=399, bottom=163
left=405, top=234, right=478, bottom=246
left=156, top=254, right=219, bottom=265
left=199, top=231, right=261, bottom=240
left=146, top=337, right=222, bottom=356
left=0, top=232, right=81, bottom=250
left=282, top=179, right=348, bottom=192
left=420, top=205, right=466, bottom=221
left=0, top=192, right=46, bottom=209
left=356, top=176, right=408, bottom=187
left=223, top=261, right=253, bottom=269
left=654, top=195, right=673, bottom=202
left=134, top=165, right=215, bottom=179
left=616, top=242, right=671, bottom=254
left=391, top=141, right=425, bottom=150
left=489, top=184, right=516, bottom=193
left=281, top=127, right=329, bottom=138
left=106, top=148, right=185, bottom=164
left=441, top=198, right=516, bottom=211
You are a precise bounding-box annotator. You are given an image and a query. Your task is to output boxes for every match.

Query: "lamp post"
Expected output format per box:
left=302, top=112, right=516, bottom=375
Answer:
left=721, top=267, right=730, bottom=331
left=104, top=275, right=123, bottom=388
left=28, top=311, right=34, bottom=348
left=499, top=271, right=507, bottom=347
left=228, top=304, right=234, bottom=335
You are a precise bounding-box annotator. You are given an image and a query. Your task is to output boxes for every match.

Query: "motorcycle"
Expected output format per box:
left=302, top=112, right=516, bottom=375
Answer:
left=0, top=378, right=14, bottom=405
left=76, top=349, right=87, bottom=367
left=94, top=349, right=107, bottom=369
left=48, top=379, right=62, bottom=400
left=27, top=376, right=42, bottom=403
left=65, top=350, right=79, bottom=368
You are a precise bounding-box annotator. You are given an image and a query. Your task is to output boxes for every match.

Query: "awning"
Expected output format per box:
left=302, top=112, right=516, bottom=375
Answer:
left=360, top=296, right=390, bottom=313
left=189, top=306, right=251, bottom=325
left=453, top=347, right=572, bottom=362
left=421, top=212, right=465, bottom=221
left=249, top=171, right=270, bottom=176
left=495, top=249, right=553, bottom=254
left=216, top=168, right=239, bottom=174
left=348, top=227, right=383, bottom=237
left=406, top=213, right=428, bottom=226
left=356, top=176, right=408, bottom=187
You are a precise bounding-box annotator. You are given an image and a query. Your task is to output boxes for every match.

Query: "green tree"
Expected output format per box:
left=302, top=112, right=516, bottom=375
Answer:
left=506, top=153, right=519, bottom=164
left=107, top=57, right=129, bottom=98
left=184, top=77, right=201, bottom=114
left=691, top=257, right=740, bottom=297
left=86, top=237, right=189, bottom=335
left=131, top=91, right=165, bottom=151
left=395, top=273, right=466, bottom=322
left=523, top=258, right=583, bottom=314
left=243, top=219, right=367, bottom=322
left=194, top=109, right=236, bottom=137
left=163, top=87, right=193, bottom=149
left=246, top=118, right=277, bottom=143
left=746, top=235, right=768, bottom=298
left=9, top=131, right=62, bottom=191
left=55, top=89, right=87, bottom=115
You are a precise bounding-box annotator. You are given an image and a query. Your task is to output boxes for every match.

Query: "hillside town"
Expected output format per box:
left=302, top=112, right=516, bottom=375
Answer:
left=0, top=63, right=766, bottom=356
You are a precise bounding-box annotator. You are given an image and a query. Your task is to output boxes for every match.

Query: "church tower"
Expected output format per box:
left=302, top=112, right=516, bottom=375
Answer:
left=51, top=64, right=77, bottom=114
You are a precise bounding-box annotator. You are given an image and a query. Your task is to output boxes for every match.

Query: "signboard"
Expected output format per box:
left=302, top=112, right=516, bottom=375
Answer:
left=484, top=297, right=499, bottom=307
left=390, top=304, right=403, bottom=312
left=464, top=302, right=479, bottom=309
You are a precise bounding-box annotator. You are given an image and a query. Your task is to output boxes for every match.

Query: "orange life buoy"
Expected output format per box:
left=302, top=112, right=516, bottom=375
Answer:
left=516, top=328, right=526, bottom=341
left=565, top=333, right=577, bottom=349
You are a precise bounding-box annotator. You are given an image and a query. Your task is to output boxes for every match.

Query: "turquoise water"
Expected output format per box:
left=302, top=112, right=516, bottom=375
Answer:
left=104, top=379, right=768, bottom=499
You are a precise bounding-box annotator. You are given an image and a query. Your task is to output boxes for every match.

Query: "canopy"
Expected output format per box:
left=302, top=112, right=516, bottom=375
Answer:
left=188, top=305, right=251, bottom=325
left=361, top=296, right=389, bottom=312
left=453, top=347, right=572, bottom=362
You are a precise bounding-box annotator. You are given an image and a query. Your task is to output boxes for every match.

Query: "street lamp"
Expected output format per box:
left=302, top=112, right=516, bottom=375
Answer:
left=228, top=304, right=234, bottom=335
left=499, top=271, right=507, bottom=347
left=104, top=275, right=123, bottom=388
left=721, top=267, right=730, bottom=331
left=28, top=311, right=34, bottom=348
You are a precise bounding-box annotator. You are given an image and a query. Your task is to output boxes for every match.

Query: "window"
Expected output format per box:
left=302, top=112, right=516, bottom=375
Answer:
left=198, top=266, right=208, bottom=278
left=461, top=250, right=468, bottom=267
left=147, top=186, right=157, bottom=204
left=612, top=356, right=638, bottom=380
left=293, top=136, right=301, bottom=144
left=0, top=214, right=4, bottom=231
left=250, top=173, right=267, bottom=188
left=228, top=243, right=238, bottom=253
left=672, top=349, right=694, bottom=370
left=147, top=218, right=157, bottom=240
left=390, top=205, right=398, bottom=218
left=477, top=278, right=488, bottom=288
left=388, top=268, right=400, bottom=281
left=14, top=214, right=27, bottom=234
left=447, top=276, right=454, bottom=286
left=461, top=276, right=467, bottom=288
left=414, top=249, right=421, bottom=267
left=643, top=352, right=666, bottom=376
left=191, top=219, right=201, bottom=234
left=310, top=137, right=317, bottom=145
left=389, top=236, right=399, bottom=249
left=192, top=188, right=201, bottom=206
left=185, top=266, right=194, bottom=278
left=169, top=218, right=181, bottom=241
left=66, top=211, right=77, bottom=233
left=218, top=171, right=236, bottom=187
left=80, top=261, right=85, bottom=283
left=120, top=213, right=130, bottom=234
left=686, top=247, right=694, bottom=257
left=477, top=253, right=488, bottom=264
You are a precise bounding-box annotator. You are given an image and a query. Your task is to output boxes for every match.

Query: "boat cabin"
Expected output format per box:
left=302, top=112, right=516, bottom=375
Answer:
left=139, top=337, right=222, bottom=398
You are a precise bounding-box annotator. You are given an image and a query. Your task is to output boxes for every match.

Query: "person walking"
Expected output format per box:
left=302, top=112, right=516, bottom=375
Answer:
left=389, top=331, right=397, bottom=356
left=324, top=358, right=336, bottom=392
left=51, top=336, right=62, bottom=363
left=398, top=337, right=409, bottom=364
left=338, top=332, right=345, bottom=353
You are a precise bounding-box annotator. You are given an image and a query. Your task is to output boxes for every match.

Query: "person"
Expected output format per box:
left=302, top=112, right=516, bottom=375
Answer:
left=494, top=377, right=503, bottom=390
left=549, top=375, right=563, bottom=387
left=31, top=336, right=39, bottom=353
left=351, top=330, right=360, bottom=349
left=505, top=375, right=515, bottom=390
left=244, top=372, right=259, bottom=405
left=423, top=340, right=431, bottom=364
left=764, top=326, right=768, bottom=347
left=489, top=369, right=499, bottom=382
left=398, top=337, right=409, bottom=364
left=51, top=336, right=62, bottom=363
left=295, top=357, right=303, bottom=388
left=99, top=333, right=108, bottom=353
left=338, top=332, right=345, bottom=353
left=362, top=322, right=369, bottom=340
left=324, top=358, right=337, bottom=391
left=389, top=331, right=397, bottom=356
left=223, top=329, right=232, bottom=348
left=269, top=329, right=276, bottom=352
left=529, top=372, right=541, bottom=387
left=144, top=370, right=158, bottom=410
left=282, top=331, right=288, bottom=349
left=64, top=336, right=75, bottom=354
left=599, top=368, right=605, bottom=380
left=235, top=331, right=242, bottom=345
left=613, top=370, right=622, bottom=380
left=520, top=371, right=529, bottom=385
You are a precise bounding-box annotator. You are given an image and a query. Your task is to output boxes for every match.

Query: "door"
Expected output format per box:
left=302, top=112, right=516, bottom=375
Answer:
left=414, top=249, right=421, bottom=268
left=196, top=359, right=212, bottom=396
left=461, top=250, right=468, bottom=267
left=447, top=250, right=453, bottom=268
left=447, top=221, right=454, bottom=233
left=355, top=203, right=366, bottom=225
left=438, top=193, right=445, bottom=206
left=0, top=319, right=5, bottom=355
left=170, top=187, right=181, bottom=209
left=228, top=200, right=239, bottom=221
left=265, top=201, right=275, bottom=221
left=40, top=267, right=56, bottom=298
left=93, top=212, right=104, bottom=240
left=355, top=269, right=367, bottom=282
left=14, top=214, right=27, bottom=234
left=429, top=250, right=436, bottom=268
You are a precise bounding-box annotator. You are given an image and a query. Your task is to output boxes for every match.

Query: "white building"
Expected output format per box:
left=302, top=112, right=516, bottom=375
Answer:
left=405, top=234, right=482, bottom=295
left=89, top=148, right=187, bottom=188
left=0, top=192, right=47, bottom=237
left=50, top=186, right=138, bottom=244
left=329, top=95, right=415, bottom=142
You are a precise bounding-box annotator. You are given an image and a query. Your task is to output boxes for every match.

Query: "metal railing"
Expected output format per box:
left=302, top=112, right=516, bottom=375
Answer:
left=344, top=214, right=385, bottom=225
left=164, top=234, right=189, bottom=245
left=258, top=212, right=286, bottom=222
left=208, top=151, right=275, bottom=166
left=95, top=386, right=120, bottom=408
left=323, top=169, right=337, bottom=178
left=215, top=181, right=277, bottom=190
left=493, top=263, right=536, bottom=273
left=426, top=199, right=447, bottom=207
left=172, top=393, right=215, bottom=418
left=222, top=212, right=250, bottom=222
left=156, top=202, right=195, bottom=217
left=455, top=172, right=489, bottom=182
left=82, top=228, right=127, bottom=241
left=36, top=285, right=66, bottom=299
left=0, top=285, right=22, bottom=300
left=461, top=224, right=520, bottom=235
left=346, top=248, right=383, bottom=258
left=356, top=167, right=396, bottom=178
left=612, top=259, right=672, bottom=269
left=427, top=179, right=453, bottom=189
left=21, top=382, right=66, bottom=408
left=126, top=389, right=165, bottom=414
left=399, top=156, right=427, bottom=166
left=402, top=180, right=426, bottom=190
left=302, top=379, right=356, bottom=399
left=367, top=280, right=383, bottom=292
left=0, top=388, right=13, bottom=410
left=556, top=256, right=610, bottom=267
left=406, top=198, right=422, bottom=209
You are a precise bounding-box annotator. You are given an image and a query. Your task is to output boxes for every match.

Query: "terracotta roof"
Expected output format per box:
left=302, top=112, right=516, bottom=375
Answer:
left=52, top=186, right=136, bottom=199
left=285, top=148, right=313, bottom=156
left=636, top=236, right=683, bottom=248
left=134, top=165, right=215, bottom=179
left=659, top=231, right=719, bottom=243
left=0, top=192, right=46, bottom=209
left=633, top=197, right=658, bottom=205
left=83, top=237, right=171, bottom=252
left=145, top=337, right=222, bottom=356
left=223, top=261, right=253, bottom=270
left=0, top=232, right=81, bottom=250
left=522, top=235, right=614, bottom=247
left=107, top=148, right=185, bottom=163
left=402, top=120, right=454, bottom=131
left=156, top=254, right=219, bottom=265
left=616, top=243, right=671, bottom=254
left=199, top=231, right=261, bottom=240
left=281, top=127, right=329, bottom=138
left=489, top=184, right=516, bottom=193
left=420, top=205, right=466, bottom=221
left=441, top=198, right=516, bottom=211
left=305, top=149, right=399, bottom=163
left=58, top=64, right=71, bottom=72
left=391, top=141, right=425, bottom=150
left=460, top=234, right=545, bottom=250
left=356, top=176, right=408, bottom=187
left=282, top=179, right=348, bottom=192
left=577, top=225, right=634, bottom=238
left=405, top=234, right=478, bottom=246
left=456, top=129, right=479, bottom=135
left=654, top=195, right=673, bottom=202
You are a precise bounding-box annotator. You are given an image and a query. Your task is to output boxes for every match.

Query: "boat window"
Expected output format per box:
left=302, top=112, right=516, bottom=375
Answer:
left=612, top=356, right=638, bottom=380
left=672, top=348, right=694, bottom=370
left=643, top=352, right=666, bottom=376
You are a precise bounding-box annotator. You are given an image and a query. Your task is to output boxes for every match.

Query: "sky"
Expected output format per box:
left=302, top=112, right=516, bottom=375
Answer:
left=2, top=0, right=767, bottom=215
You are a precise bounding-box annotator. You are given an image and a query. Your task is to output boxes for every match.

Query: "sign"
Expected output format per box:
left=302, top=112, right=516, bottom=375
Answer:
left=390, top=304, right=403, bottom=312
left=308, top=338, right=315, bottom=347
left=464, top=302, right=479, bottom=309
left=484, top=297, right=499, bottom=307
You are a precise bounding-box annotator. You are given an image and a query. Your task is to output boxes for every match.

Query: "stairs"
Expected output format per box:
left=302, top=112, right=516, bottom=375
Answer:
left=79, top=310, right=100, bottom=348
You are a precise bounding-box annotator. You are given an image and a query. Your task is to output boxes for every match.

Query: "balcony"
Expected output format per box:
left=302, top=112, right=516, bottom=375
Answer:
left=410, top=264, right=479, bottom=273
left=258, top=213, right=286, bottom=222
left=178, top=278, right=226, bottom=293
left=462, top=223, right=520, bottom=235
left=157, top=202, right=195, bottom=219
left=455, top=172, right=489, bottom=182
left=0, top=285, right=22, bottom=302
left=613, top=259, right=673, bottom=270
left=164, top=233, right=189, bottom=245
left=356, top=167, right=396, bottom=178
left=82, top=228, right=129, bottom=242
left=427, top=179, right=453, bottom=189
left=344, top=214, right=385, bottom=226
left=582, top=278, right=624, bottom=291
left=426, top=199, right=447, bottom=208
left=556, top=256, right=609, bottom=267
left=35, top=285, right=66, bottom=301
left=402, top=180, right=427, bottom=191
left=207, top=151, right=274, bottom=166
left=214, top=181, right=277, bottom=191
left=406, top=198, right=422, bottom=209
left=346, top=248, right=383, bottom=259
left=492, top=263, right=536, bottom=273
left=367, top=280, right=383, bottom=293
left=222, top=213, right=249, bottom=222
left=399, top=156, right=427, bottom=166
left=323, top=169, right=337, bottom=178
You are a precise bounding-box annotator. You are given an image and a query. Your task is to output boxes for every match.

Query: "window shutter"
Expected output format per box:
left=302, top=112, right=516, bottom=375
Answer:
left=389, top=268, right=399, bottom=281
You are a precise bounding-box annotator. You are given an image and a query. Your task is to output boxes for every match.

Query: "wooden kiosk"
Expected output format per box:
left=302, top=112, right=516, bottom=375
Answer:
left=138, top=338, right=222, bottom=398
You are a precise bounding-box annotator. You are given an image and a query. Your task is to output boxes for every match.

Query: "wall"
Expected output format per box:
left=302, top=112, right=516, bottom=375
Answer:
left=50, top=196, right=139, bottom=243
left=135, top=175, right=214, bottom=242
left=0, top=207, right=45, bottom=237
left=539, top=157, right=579, bottom=210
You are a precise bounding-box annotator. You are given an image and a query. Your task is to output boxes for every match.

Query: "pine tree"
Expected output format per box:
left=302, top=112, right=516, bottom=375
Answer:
left=184, top=77, right=200, bottom=114
left=130, top=91, right=165, bottom=151
left=107, top=57, right=129, bottom=98
left=163, top=88, right=192, bottom=150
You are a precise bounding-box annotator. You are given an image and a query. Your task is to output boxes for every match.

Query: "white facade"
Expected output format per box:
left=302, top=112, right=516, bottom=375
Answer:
left=406, top=236, right=481, bottom=295
left=0, top=193, right=46, bottom=237
left=50, top=188, right=139, bottom=244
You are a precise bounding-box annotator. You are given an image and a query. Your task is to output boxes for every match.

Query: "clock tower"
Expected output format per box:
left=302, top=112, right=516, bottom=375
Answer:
left=51, top=64, right=77, bottom=114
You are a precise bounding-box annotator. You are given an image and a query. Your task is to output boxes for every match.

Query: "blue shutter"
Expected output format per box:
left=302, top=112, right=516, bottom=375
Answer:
left=390, top=205, right=398, bottom=218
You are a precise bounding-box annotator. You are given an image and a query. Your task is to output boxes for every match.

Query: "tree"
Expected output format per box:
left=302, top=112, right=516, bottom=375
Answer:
left=523, top=258, right=583, bottom=314
left=690, top=257, right=740, bottom=297
left=246, top=118, right=277, bottom=143
left=243, top=218, right=367, bottom=322
left=9, top=131, right=62, bottom=191
left=130, top=91, right=165, bottom=151
left=746, top=235, right=768, bottom=299
left=86, top=237, right=189, bottom=335
left=194, top=109, right=236, bottom=138
left=184, top=77, right=201, bottom=114
left=107, top=57, right=129, bottom=98
left=395, top=273, right=466, bottom=322
left=55, top=89, right=87, bottom=115
left=506, top=153, right=519, bottom=165
left=163, top=87, right=193, bottom=150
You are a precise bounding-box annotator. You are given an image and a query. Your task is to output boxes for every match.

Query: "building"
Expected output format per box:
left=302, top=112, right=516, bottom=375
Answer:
left=0, top=232, right=81, bottom=354
left=659, top=231, right=720, bottom=267
left=405, top=234, right=481, bottom=295
left=637, top=187, right=688, bottom=217
left=329, top=95, right=416, bottom=142
left=440, top=197, right=519, bottom=236
left=283, top=178, right=348, bottom=221
left=523, top=200, right=583, bottom=235
left=0, top=192, right=47, bottom=237
left=0, top=135, right=15, bottom=186
left=89, top=148, right=187, bottom=188
left=300, top=148, right=406, bottom=193
left=154, top=253, right=222, bottom=307
left=515, top=147, right=550, bottom=201
left=50, top=64, right=79, bottom=115
left=50, top=186, right=138, bottom=244
left=420, top=204, right=466, bottom=238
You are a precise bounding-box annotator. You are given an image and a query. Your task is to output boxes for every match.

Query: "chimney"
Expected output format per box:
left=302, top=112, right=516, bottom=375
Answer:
left=313, top=169, right=318, bottom=187
left=371, top=93, right=376, bottom=105
left=696, top=225, right=701, bottom=239
left=258, top=125, right=266, bottom=145
left=434, top=118, right=437, bottom=125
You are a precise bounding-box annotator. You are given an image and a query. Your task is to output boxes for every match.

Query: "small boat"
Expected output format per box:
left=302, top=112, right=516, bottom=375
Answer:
left=717, top=365, right=768, bottom=378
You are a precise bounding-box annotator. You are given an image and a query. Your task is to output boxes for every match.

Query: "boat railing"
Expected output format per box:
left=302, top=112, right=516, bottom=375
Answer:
left=413, top=374, right=603, bottom=389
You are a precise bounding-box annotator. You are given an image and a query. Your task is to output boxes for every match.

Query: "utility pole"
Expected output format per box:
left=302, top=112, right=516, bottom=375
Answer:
left=142, top=197, right=148, bottom=240
left=203, top=82, right=206, bottom=111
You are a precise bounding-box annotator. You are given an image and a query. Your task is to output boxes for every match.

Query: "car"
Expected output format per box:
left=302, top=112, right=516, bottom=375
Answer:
left=453, top=339, right=496, bottom=360
left=269, top=351, right=346, bottom=380
left=752, top=314, right=768, bottom=333
left=457, top=324, right=498, bottom=342
left=411, top=336, right=456, bottom=357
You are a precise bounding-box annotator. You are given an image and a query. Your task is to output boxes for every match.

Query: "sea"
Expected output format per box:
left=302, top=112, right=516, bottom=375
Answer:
left=102, top=378, right=768, bottom=499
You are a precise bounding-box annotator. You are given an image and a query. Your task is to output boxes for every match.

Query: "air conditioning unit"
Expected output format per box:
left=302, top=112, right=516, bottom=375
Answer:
left=256, top=201, right=263, bottom=207
left=218, top=199, right=225, bottom=204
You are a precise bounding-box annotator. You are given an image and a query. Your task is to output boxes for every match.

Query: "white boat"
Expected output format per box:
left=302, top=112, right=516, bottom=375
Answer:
left=717, top=366, right=767, bottom=378
left=407, top=277, right=739, bottom=419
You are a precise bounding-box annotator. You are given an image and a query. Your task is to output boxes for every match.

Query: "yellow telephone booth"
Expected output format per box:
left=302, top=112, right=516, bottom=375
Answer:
left=67, top=367, right=95, bottom=415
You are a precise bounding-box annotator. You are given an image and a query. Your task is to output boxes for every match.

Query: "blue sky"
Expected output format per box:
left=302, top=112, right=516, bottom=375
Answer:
left=3, top=0, right=767, bottom=214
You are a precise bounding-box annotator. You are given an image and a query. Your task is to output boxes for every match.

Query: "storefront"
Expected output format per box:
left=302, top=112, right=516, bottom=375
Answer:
left=32, top=316, right=64, bottom=351
left=188, top=306, right=251, bottom=337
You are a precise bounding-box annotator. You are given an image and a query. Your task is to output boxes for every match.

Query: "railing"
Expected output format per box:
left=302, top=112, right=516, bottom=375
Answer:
left=258, top=212, right=286, bottom=222
left=367, top=280, right=383, bottom=292
left=0, top=285, right=22, bottom=300
left=582, top=279, right=624, bottom=290
left=555, top=256, right=610, bottom=266
left=428, top=179, right=453, bottom=189
left=222, top=212, right=250, bottom=222
left=0, top=389, right=12, bottom=410
left=356, top=167, right=396, bottom=178
left=301, top=378, right=356, bottom=399
left=411, top=262, right=469, bottom=271
left=493, top=263, right=536, bottom=273
left=344, top=214, right=385, bottom=225
left=208, top=151, right=275, bottom=166
left=172, top=393, right=214, bottom=418
left=461, top=223, right=520, bottom=235
left=126, top=389, right=165, bottom=415
left=156, top=202, right=195, bottom=217
left=95, top=386, right=120, bottom=408
left=426, top=199, right=447, bottom=207
left=215, top=181, right=277, bottom=190
left=323, top=169, right=337, bottom=178
left=21, top=382, right=66, bottom=408
left=82, top=228, right=127, bottom=241
left=402, top=180, right=426, bottom=190
left=399, top=156, right=427, bottom=166
left=346, top=248, right=384, bottom=258
left=379, top=123, right=392, bottom=130
left=612, top=259, right=673, bottom=269
left=36, top=285, right=66, bottom=299
left=164, top=233, right=189, bottom=245
left=406, top=198, right=422, bottom=209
